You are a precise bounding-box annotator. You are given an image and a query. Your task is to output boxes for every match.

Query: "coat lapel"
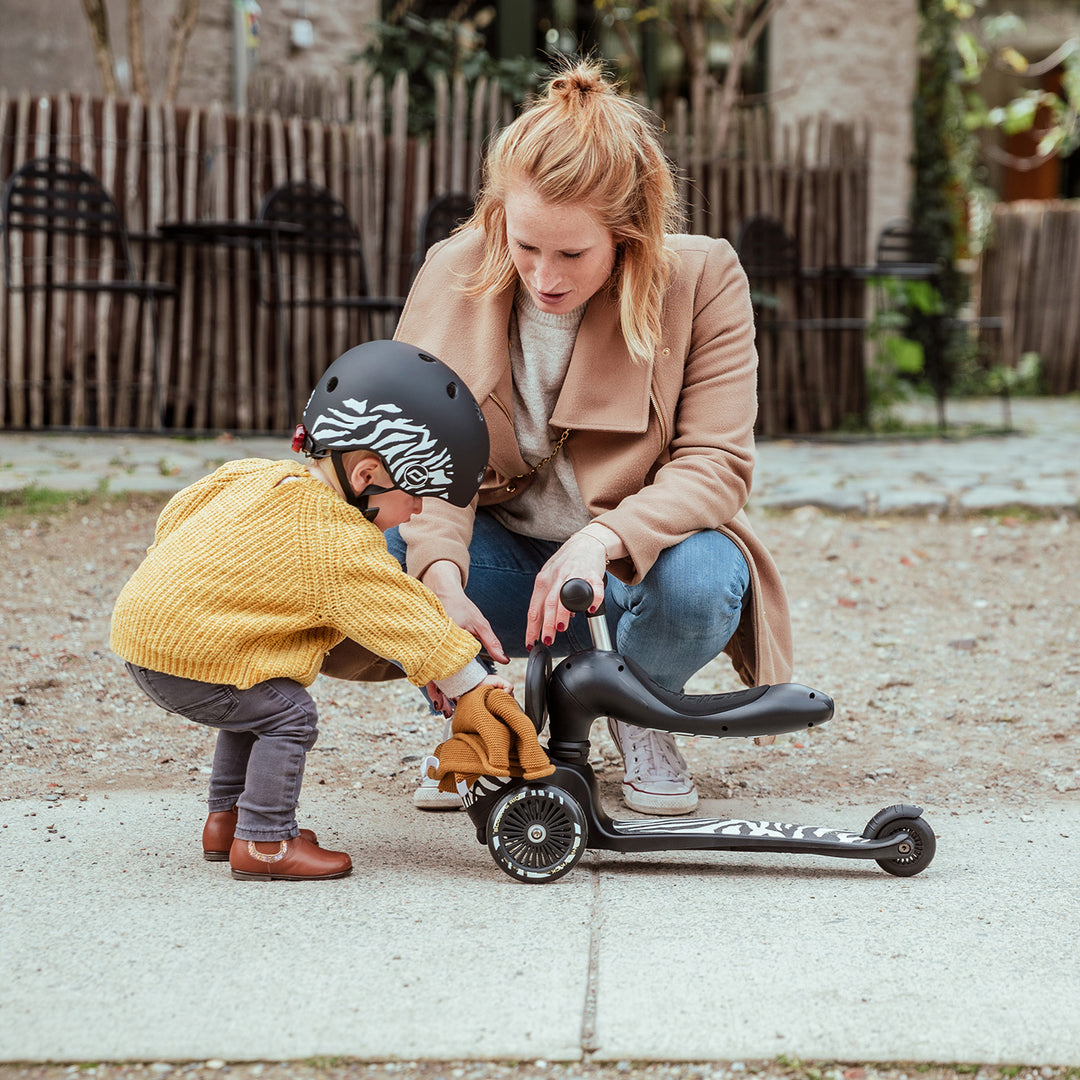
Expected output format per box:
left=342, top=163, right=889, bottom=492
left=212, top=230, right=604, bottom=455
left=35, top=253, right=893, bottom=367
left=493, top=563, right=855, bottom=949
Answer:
left=550, top=288, right=653, bottom=434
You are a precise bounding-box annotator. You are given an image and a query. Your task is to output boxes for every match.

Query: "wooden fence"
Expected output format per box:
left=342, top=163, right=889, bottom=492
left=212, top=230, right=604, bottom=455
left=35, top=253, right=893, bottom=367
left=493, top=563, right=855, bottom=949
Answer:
left=979, top=200, right=1080, bottom=394
left=1, top=74, right=870, bottom=435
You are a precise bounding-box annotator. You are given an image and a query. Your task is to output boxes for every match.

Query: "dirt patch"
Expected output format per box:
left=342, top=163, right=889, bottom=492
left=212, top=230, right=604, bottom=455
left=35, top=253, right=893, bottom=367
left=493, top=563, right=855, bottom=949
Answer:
left=3, top=495, right=1078, bottom=817
left=1, top=1060, right=1079, bottom=1080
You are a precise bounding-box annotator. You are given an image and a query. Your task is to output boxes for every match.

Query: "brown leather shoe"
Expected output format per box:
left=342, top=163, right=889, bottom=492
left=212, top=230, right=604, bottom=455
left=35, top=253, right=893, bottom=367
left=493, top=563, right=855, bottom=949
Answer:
left=202, top=808, right=318, bottom=861
left=229, top=835, right=352, bottom=881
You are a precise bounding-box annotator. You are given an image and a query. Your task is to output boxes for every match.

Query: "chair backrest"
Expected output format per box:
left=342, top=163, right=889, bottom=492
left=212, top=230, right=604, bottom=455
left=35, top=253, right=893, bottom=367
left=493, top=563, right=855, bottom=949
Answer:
left=875, top=218, right=933, bottom=266
left=257, top=180, right=370, bottom=296
left=2, top=155, right=137, bottom=291
left=418, top=191, right=474, bottom=253
left=408, top=191, right=474, bottom=285
left=735, top=214, right=800, bottom=280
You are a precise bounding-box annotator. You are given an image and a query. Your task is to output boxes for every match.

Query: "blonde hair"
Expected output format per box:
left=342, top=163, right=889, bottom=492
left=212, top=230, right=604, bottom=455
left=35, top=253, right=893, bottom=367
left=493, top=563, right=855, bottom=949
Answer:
left=466, top=59, right=683, bottom=366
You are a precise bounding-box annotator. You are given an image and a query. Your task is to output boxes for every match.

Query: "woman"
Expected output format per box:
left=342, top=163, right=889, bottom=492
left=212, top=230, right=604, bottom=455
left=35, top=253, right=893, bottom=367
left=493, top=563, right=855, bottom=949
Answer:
left=390, top=59, right=792, bottom=815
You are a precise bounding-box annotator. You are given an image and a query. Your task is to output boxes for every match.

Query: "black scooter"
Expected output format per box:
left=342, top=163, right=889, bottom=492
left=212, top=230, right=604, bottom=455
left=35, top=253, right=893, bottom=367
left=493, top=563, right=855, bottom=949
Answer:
left=458, top=579, right=936, bottom=884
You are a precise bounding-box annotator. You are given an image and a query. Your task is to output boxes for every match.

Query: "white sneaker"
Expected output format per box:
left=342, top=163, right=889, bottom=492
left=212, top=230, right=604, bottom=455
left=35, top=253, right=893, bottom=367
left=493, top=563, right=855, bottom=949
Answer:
left=608, top=719, right=698, bottom=815
left=412, top=773, right=464, bottom=811
left=412, top=718, right=463, bottom=811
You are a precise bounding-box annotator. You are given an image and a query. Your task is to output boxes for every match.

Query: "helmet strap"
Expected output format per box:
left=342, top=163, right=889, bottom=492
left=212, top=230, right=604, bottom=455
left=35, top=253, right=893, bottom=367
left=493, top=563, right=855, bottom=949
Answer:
left=330, top=450, right=391, bottom=523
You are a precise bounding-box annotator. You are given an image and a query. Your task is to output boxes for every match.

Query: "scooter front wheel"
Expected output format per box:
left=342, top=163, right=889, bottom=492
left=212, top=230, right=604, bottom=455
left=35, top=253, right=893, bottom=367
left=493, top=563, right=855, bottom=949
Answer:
left=867, top=812, right=937, bottom=877
left=486, top=784, right=588, bottom=884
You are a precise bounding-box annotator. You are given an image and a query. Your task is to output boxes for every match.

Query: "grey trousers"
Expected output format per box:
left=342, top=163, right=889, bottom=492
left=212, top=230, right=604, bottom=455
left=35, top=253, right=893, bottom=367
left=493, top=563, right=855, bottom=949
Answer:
left=125, top=663, right=318, bottom=841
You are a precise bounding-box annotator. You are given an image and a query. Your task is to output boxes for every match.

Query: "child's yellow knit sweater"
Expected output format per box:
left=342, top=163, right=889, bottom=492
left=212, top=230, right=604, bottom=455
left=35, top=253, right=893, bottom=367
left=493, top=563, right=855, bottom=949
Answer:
left=110, top=459, right=480, bottom=690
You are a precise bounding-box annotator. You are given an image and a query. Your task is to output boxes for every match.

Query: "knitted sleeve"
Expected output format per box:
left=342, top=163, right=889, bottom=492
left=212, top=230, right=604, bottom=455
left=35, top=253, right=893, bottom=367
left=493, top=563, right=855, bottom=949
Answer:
left=313, top=501, right=481, bottom=688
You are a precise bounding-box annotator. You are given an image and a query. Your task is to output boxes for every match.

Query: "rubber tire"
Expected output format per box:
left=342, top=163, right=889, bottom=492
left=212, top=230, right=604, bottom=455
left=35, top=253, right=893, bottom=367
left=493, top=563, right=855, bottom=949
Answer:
left=523, top=642, right=551, bottom=734
left=486, top=784, right=588, bottom=884
left=869, top=814, right=937, bottom=877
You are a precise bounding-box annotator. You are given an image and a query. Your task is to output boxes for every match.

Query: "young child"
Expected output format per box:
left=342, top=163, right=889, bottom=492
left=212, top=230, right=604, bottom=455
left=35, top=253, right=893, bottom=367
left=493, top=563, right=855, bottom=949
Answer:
left=111, top=340, right=507, bottom=881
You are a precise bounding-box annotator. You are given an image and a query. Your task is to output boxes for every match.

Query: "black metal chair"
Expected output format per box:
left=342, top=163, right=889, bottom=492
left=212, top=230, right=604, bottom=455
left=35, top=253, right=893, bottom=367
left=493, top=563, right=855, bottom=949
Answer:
left=257, top=180, right=405, bottom=318
left=1, top=155, right=176, bottom=429
left=874, top=218, right=935, bottom=268
left=407, top=191, right=474, bottom=286
left=735, top=213, right=869, bottom=433
left=736, top=214, right=801, bottom=283
left=256, top=180, right=406, bottom=422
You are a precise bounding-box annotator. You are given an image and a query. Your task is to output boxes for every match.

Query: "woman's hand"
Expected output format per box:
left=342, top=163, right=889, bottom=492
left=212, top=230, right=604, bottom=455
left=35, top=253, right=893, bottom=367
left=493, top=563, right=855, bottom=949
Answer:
left=526, top=530, right=610, bottom=649
left=422, top=560, right=509, bottom=664
left=425, top=681, right=453, bottom=717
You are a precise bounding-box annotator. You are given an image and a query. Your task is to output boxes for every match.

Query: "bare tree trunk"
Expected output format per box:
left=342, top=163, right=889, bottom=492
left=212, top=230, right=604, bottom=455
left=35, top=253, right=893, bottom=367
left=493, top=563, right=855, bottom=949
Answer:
left=164, top=0, right=201, bottom=102
left=80, top=0, right=119, bottom=96
left=128, top=0, right=150, bottom=99
left=608, top=15, right=649, bottom=95
left=713, top=0, right=786, bottom=154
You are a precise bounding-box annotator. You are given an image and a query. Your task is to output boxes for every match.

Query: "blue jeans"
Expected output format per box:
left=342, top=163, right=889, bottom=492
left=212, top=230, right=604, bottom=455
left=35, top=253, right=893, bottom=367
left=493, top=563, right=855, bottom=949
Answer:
left=387, top=509, right=750, bottom=693
left=125, top=663, right=317, bottom=841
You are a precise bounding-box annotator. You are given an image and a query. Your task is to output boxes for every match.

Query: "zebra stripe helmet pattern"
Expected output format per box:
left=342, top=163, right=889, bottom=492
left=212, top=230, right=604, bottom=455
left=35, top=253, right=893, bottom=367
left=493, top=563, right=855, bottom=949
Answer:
left=299, top=341, right=489, bottom=507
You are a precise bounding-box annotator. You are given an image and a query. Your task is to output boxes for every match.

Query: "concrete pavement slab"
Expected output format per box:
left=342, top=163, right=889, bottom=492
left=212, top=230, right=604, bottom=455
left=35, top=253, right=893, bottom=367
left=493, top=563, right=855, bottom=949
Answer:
left=2, top=789, right=1078, bottom=1066
left=592, top=798, right=1080, bottom=1066
left=0, top=788, right=592, bottom=1063
left=0, top=433, right=296, bottom=495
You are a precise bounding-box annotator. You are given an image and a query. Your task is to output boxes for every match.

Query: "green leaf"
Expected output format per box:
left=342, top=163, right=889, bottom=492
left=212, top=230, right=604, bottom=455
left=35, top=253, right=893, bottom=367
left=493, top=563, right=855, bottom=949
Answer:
left=1000, top=46, right=1029, bottom=74
left=904, top=279, right=944, bottom=315
left=884, top=335, right=925, bottom=374
left=954, top=31, right=983, bottom=82
left=995, top=94, right=1039, bottom=135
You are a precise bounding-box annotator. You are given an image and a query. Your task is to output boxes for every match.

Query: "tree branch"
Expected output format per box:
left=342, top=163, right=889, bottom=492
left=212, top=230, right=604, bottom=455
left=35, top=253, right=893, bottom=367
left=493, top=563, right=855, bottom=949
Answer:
left=80, top=0, right=119, bottom=96
left=128, top=0, right=150, bottom=98
left=992, top=37, right=1077, bottom=80
left=608, top=14, right=648, bottom=97
left=983, top=142, right=1056, bottom=172
left=712, top=0, right=786, bottom=154
left=164, top=0, right=201, bottom=102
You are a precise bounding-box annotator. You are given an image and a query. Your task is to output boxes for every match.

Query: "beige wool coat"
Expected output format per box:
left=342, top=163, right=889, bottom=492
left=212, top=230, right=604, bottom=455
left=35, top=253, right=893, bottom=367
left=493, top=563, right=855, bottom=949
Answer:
left=394, top=227, right=793, bottom=687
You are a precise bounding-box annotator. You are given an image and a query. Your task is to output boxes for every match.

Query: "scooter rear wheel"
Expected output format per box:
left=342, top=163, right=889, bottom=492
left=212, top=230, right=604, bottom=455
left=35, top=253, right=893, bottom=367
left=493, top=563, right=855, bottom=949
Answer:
left=869, top=813, right=936, bottom=877
left=486, top=784, right=588, bottom=884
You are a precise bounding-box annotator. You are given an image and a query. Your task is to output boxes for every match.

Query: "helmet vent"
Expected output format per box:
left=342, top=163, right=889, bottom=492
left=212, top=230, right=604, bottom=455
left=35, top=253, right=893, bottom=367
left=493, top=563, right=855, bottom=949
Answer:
left=419, top=352, right=438, bottom=364
left=326, top=376, right=339, bottom=392
left=446, top=382, right=458, bottom=399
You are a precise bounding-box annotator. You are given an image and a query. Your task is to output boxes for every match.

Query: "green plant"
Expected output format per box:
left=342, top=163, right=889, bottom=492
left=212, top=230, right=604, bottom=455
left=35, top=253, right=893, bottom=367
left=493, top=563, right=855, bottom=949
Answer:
left=954, top=1, right=1080, bottom=167
left=864, top=275, right=941, bottom=427
left=0, top=484, right=97, bottom=518
left=953, top=347, right=1041, bottom=397
left=912, top=0, right=978, bottom=430
left=352, top=12, right=544, bottom=136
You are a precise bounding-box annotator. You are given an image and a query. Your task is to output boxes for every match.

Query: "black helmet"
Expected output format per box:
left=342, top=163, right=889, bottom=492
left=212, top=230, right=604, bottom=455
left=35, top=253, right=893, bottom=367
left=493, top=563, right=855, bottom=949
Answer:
left=293, top=341, right=488, bottom=519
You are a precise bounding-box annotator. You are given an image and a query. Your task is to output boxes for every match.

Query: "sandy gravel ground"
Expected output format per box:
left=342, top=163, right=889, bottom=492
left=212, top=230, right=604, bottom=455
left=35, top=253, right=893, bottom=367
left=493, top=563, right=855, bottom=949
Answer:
left=3, top=495, right=1078, bottom=815
left=0, top=1051, right=1077, bottom=1080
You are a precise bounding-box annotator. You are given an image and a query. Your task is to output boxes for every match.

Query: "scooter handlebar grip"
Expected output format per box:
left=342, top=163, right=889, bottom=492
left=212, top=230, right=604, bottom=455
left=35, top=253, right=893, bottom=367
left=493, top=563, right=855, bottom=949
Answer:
left=560, top=577, right=596, bottom=613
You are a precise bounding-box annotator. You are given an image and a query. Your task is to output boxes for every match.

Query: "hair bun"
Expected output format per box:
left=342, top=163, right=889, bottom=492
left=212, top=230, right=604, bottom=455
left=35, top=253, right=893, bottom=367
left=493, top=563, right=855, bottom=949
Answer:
left=548, top=60, right=610, bottom=101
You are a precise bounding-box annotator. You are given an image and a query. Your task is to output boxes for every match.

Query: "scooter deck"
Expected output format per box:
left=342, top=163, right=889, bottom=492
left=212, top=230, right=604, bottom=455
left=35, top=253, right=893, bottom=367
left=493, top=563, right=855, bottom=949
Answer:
left=605, top=813, right=904, bottom=859
left=549, top=765, right=912, bottom=860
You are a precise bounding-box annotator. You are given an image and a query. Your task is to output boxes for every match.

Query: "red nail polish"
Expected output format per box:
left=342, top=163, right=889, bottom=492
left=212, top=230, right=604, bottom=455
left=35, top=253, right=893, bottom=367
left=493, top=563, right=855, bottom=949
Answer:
left=556, top=622, right=566, bottom=632
left=543, top=636, right=553, bottom=646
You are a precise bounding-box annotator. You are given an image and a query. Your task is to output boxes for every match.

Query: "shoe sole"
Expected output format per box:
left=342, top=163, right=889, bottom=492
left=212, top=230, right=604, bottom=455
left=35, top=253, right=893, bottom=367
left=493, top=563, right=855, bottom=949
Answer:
left=621, top=784, right=699, bottom=816
left=412, top=792, right=463, bottom=811
left=203, top=850, right=230, bottom=862
left=230, top=867, right=353, bottom=881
